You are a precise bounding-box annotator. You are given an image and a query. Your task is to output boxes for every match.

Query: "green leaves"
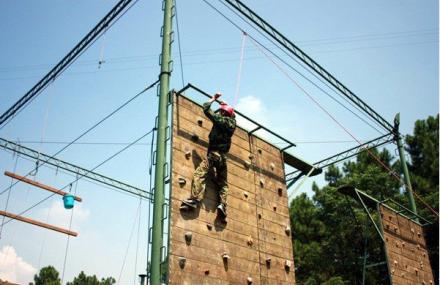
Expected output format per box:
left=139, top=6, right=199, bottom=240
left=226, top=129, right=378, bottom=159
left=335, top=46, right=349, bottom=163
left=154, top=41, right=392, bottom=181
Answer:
left=30, top=267, right=116, bottom=285
left=290, top=114, right=439, bottom=284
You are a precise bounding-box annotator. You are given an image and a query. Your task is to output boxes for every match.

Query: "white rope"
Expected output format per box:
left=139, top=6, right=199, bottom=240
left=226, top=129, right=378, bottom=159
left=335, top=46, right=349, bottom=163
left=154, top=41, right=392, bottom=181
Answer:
left=233, top=31, right=247, bottom=106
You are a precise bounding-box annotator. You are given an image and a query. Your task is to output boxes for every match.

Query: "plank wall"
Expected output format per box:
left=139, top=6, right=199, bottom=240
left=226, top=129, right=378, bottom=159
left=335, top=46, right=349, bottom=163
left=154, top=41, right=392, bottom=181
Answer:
left=380, top=205, right=435, bottom=285
left=168, top=94, right=295, bottom=285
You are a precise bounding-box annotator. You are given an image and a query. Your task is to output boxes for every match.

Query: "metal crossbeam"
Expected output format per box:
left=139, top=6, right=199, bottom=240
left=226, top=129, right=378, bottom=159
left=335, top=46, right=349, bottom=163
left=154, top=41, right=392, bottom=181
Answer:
left=285, top=133, right=394, bottom=182
left=223, top=0, right=394, bottom=133
left=0, top=0, right=133, bottom=127
left=0, top=138, right=151, bottom=199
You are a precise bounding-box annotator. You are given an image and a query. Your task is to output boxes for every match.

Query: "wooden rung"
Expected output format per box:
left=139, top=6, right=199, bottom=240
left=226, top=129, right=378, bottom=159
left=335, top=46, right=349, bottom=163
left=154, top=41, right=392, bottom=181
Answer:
left=0, top=210, right=78, bottom=237
left=4, top=171, right=82, bottom=202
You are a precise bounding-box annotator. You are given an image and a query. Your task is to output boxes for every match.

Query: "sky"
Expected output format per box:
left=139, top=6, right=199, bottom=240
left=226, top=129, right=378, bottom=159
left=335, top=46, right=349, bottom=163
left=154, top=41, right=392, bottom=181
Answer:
left=0, top=0, right=438, bottom=284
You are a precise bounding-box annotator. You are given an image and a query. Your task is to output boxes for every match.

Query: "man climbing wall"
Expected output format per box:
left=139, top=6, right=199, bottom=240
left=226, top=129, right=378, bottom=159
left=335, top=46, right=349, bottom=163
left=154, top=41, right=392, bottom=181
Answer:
left=180, top=92, right=236, bottom=223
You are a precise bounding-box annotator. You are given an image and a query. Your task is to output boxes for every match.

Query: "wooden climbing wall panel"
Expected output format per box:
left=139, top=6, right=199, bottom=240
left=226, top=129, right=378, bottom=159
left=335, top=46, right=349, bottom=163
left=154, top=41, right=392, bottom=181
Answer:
left=379, top=205, right=434, bottom=285
left=168, top=93, right=295, bottom=285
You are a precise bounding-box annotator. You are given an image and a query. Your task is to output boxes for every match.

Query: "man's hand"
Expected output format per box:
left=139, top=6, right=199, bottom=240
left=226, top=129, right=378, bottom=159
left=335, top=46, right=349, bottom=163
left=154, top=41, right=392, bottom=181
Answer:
left=213, top=92, right=222, bottom=100
left=209, top=92, right=222, bottom=103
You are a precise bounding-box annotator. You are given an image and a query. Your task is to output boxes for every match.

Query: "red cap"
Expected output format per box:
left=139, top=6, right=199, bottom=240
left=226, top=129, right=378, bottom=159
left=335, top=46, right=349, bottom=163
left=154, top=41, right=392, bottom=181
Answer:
left=219, top=102, right=235, bottom=117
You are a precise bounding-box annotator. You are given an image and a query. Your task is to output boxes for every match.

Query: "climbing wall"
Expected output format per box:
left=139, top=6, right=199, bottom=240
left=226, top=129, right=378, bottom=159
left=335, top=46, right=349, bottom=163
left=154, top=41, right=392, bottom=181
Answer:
left=379, top=205, right=435, bottom=285
left=168, top=93, right=295, bottom=285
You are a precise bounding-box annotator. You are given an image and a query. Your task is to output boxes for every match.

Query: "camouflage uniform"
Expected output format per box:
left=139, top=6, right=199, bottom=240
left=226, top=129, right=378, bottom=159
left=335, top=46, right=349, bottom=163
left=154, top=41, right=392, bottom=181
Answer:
left=190, top=101, right=236, bottom=208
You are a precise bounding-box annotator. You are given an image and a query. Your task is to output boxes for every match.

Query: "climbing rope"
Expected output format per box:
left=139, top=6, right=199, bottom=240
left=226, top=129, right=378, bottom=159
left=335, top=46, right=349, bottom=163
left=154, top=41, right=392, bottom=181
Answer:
left=248, top=36, right=439, bottom=218
left=233, top=31, right=247, bottom=107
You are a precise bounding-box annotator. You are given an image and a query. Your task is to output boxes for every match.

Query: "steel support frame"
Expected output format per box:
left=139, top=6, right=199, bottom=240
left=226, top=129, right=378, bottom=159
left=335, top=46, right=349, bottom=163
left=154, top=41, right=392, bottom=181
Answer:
left=222, top=0, right=394, bottom=134
left=150, top=0, right=174, bottom=284
left=177, top=83, right=298, bottom=148
left=394, top=113, right=418, bottom=216
left=0, top=0, right=134, bottom=127
left=0, top=137, right=151, bottom=199
left=285, top=133, right=394, bottom=183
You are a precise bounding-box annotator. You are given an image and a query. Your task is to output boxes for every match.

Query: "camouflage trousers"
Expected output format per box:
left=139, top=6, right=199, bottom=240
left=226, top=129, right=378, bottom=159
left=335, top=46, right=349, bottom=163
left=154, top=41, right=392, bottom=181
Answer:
left=191, top=151, right=228, bottom=206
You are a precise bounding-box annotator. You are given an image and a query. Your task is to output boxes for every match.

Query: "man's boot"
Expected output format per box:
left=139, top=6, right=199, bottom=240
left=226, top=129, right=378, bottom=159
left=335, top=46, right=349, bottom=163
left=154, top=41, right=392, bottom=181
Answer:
left=217, top=203, right=227, bottom=222
left=180, top=199, right=198, bottom=211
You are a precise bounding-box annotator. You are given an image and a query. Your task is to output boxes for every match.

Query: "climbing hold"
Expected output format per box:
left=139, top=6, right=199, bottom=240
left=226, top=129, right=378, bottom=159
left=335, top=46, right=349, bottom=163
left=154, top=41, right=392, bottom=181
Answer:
left=285, top=260, right=292, bottom=272
left=191, top=133, right=199, bottom=141
left=178, top=257, right=186, bottom=269
left=184, top=150, right=191, bottom=159
left=285, top=226, right=291, bottom=236
left=243, top=160, right=252, bottom=169
left=259, top=179, right=265, bottom=187
left=417, top=231, right=421, bottom=237
left=273, top=205, right=277, bottom=212
left=184, top=232, right=192, bottom=245
left=248, top=154, right=254, bottom=160
left=394, top=260, right=398, bottom=265
left=266, top=258, right=271, bottom=266
left=178, top=177, right=186, bottom=186
left=270, top=162, right=275, bottom=170
left=258, top=213, right=262, bottom=219
left=393, top=226, right=398, bottom=232
left=243, top=191, right=249, bottom=198
left=415, top=268, right=419, bottom=275
left=222, top=252, right=230, bottom=261
left=257, top=148, right=263, bottom=154
left=206, top=223, right=213, bottom=231
left=197, top=118, right=204, bottom=126
left=247, top=277, right=253, bottom=284
left=204, top=270, right=210, bottom=275
left=278, top=188, right=283, bottom=196
left=411, top=228, right=415, bottom=233
left=247, top=236, right=253, bottom=246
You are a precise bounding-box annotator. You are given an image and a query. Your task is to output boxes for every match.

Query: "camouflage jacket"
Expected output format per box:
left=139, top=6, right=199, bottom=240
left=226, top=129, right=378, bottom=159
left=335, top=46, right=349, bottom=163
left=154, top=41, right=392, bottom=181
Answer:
left=203, top=102, right=236, bottom=154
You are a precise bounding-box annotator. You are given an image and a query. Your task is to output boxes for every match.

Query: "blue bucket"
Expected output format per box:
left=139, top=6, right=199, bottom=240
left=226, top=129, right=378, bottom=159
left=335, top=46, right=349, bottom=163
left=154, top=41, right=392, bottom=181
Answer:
left=63, top=194, right=75, bottom=209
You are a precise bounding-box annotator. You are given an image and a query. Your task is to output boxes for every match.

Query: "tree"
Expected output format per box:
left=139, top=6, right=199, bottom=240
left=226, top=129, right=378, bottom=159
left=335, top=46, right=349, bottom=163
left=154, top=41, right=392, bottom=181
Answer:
left=289, top=114, right=439, bottom=284
left=66, top=271, right=116, bottom=285
left=405, top=114, right=439, bottom=219
left=29, top=266, right=61, bottom=285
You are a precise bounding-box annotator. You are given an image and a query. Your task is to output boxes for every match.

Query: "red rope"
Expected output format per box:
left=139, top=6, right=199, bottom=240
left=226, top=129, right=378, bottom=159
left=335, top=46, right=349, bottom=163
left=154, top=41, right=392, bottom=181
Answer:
left=249, top=37, right=439, bottom=218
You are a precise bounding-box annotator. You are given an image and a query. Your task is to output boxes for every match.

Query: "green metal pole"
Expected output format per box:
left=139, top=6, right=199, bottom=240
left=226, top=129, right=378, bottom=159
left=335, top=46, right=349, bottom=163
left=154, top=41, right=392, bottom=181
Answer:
left=151, top=0, right=173, bottom=284
left=394, top=113, right=418, bottom=217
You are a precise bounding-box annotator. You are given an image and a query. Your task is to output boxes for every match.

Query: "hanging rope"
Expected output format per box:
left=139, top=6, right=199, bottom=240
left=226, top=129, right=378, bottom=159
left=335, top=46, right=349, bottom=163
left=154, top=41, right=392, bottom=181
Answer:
left=248, top=37, right=439, bottom=217
left=233, top=31, right=247, bottom=106
left=0, top=153, right=20, bottom=239
left=133, top=197, right=142, bottom=285
left=36, top=168, right=59, bottom=270
left=61, top=173, right=79, bottom=284
left=117, top=201, right=142, bottom=285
